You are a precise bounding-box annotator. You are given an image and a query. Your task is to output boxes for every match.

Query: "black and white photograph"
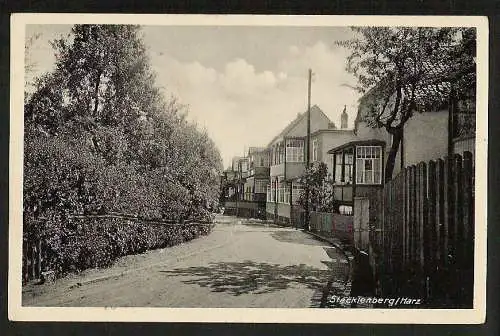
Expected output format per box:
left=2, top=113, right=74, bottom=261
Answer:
left=9, top=14, right=488, bottom=323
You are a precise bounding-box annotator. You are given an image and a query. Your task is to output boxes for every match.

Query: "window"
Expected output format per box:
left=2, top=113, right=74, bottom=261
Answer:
left=343, top=149, right=353, bottom=183
left=333, top=149, right=354, bottom=184
left=272, top=144, right=285, bottom=165
left=334, top=153, right=343, bottom=183
left=312, top=139, right=319, bottom=162
left=269, top=180, right=277, bottom=202
left=255, top=180, right=268, bottom=194
left=356, top=146, right=382, bottom=184
left=284, top=187, right=290, bottom=204
left=339, top=205, right=353, bottom=215
left=286, top=139, right=304, bottom=163
left=240, top=160, right=248, bottom=172
left=277, top=180, right=284, bottom=203
left=275, top=178, right=289, bottom=204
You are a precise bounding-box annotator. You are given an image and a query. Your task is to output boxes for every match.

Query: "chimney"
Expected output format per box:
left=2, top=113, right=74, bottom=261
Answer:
left=341, top=105, right=348, bottom=129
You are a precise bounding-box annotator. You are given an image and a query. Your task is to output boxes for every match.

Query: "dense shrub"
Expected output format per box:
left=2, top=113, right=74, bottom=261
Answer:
left=36, top=216, right=213, bottom=276
left=22, top=24, right=223, bottom=279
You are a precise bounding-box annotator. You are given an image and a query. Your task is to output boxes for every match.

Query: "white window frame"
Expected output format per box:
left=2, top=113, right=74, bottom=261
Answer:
left=334, top=152, right=343, bottom=183
left=312, top=138, right=319, bottom=162
left=355, top=146, right=382, bottom=185
left=255, top=180, right=267, bottom=194
left=286, top=139, right=305, bottom=163
left=270, top=180, right=277, bottom=202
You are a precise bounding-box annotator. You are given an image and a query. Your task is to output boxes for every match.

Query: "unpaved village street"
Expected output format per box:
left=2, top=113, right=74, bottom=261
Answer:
left=22, top=216, right=350, bottom=308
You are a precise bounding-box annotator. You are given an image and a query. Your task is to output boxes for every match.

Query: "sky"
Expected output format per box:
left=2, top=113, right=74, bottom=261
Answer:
left=26, top=24, right=361, bottom=168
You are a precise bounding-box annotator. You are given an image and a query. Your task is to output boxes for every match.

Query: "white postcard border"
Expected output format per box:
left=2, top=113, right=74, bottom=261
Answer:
left=9, top=13, right=489, bottom=324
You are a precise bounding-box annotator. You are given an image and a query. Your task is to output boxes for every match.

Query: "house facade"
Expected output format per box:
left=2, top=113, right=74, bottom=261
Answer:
left=221, top=148, right=271, bottom=219
left=265, top=105, right=357, bottom=226
left=326, top=72, right=476, bottom=245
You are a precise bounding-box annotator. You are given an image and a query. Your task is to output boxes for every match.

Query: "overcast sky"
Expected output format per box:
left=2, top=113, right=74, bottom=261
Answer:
left=26, top=24, right=361, bottom=168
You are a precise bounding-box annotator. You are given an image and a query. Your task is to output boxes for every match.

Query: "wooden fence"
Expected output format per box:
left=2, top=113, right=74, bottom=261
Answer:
left=381, top=151, right=474, bottom=307
left=22, top=213, right=215, bottom=283
left=310, top=211, right=354, bottom=242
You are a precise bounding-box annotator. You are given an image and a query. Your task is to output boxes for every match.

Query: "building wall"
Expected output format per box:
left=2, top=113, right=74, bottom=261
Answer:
left=402, top=109, right=449, bottom=169
left=287, top=106, right=332, bottom=139
left=452, top=136, right=475, bottom=158
left=354, top=110, right=448, bottom=178
left=312, top=131, right=357, bottom=174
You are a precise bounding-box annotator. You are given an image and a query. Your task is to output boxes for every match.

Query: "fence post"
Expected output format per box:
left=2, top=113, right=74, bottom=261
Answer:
left=404, top=167, right=410, bottom=268
left=427, top=160, right=437, bottom=302
left=442, top=156, right=453, bottom=303
left=461, top=151, right=474, bottom=307
left=384, top=179, right=392, bottom=276
left=408, top=165, right=417, bottom=277
left=418, top=162, right=428, bottom=299
left=452, top=154, right=463, bottom=305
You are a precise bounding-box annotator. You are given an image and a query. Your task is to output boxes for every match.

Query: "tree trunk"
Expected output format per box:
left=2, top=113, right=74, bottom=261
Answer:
left=385, top=127, right=403, bottom=183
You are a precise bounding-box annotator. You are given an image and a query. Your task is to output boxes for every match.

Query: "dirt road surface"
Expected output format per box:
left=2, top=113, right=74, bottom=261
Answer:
left=22, top=216, right=350, bottom=308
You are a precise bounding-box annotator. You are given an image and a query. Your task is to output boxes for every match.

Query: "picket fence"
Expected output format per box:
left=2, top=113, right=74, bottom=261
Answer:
left=380, top=151, right=474, bottom=307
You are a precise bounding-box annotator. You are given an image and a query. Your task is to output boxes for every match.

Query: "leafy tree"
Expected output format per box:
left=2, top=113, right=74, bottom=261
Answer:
left=24, top=24, right=223, bottom=234
left=297, top=161, right=336, bottom=216
left=338, top=27, right=476, bottom=181
left=25, top=32, right=42, bottom=101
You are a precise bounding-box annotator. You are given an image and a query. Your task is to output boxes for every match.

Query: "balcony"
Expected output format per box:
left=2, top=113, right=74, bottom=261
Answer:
left=270, top=162, right=305, bottom=180
left=285, top=162, right=306, bottom=180
left=270, top=163, right=284, bottom=177
left=248, top=166, right=270, bottom=178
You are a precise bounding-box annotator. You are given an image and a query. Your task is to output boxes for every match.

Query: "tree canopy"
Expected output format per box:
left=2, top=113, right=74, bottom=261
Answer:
left=297, top=161, right=336, bottom=215
left=338, top=27, right=476, bottom=181
left=24, top=25, right=223, bottom=228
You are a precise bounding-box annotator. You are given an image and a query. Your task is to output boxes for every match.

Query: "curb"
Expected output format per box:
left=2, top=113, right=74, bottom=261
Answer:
left=304, top=231, right=354, bottom=307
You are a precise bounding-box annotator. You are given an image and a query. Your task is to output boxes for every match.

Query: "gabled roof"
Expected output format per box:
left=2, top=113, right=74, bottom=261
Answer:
left=266, top=105, right=332, bottom=147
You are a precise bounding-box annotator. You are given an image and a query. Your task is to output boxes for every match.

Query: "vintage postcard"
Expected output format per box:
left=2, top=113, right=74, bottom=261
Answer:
left=9, top=14, right=488, bottom=323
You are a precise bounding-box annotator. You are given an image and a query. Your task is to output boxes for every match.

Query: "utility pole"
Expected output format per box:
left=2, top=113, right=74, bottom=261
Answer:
left=304, top=68, right=312, bottom=231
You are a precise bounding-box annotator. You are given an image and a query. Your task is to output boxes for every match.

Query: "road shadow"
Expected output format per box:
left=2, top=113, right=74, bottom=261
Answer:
left=160, top=260, right=337, bottom=297
left=270, top=231, right=328, bottom=246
